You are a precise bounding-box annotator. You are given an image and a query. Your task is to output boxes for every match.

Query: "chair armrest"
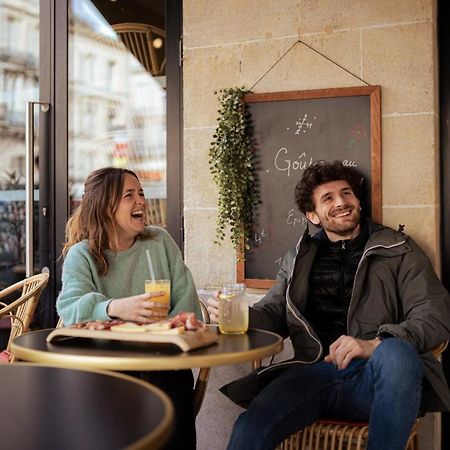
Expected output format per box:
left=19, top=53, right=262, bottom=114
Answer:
left=198, top=297, right=210, bottom=324
left=432, top=341, right=448, bottom=359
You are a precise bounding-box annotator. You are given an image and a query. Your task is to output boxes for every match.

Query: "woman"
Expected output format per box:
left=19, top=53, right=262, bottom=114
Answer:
left=57, top=167, right=200, bottom=450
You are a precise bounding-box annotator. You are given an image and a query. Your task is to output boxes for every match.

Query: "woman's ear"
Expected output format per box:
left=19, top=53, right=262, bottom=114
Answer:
left=305, top=211, right=320, bottom=226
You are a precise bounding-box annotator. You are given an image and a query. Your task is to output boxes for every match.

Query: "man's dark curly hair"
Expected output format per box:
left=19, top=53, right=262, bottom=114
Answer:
left=295, top=160, right=363, bottom=214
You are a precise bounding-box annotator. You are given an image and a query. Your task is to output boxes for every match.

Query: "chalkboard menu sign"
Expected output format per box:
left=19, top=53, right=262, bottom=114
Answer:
left=237, top=86, right=381, bottom=288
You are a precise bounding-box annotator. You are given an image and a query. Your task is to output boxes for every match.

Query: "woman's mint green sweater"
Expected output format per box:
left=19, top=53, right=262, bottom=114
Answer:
left=56, top=226, right=200, bottom=325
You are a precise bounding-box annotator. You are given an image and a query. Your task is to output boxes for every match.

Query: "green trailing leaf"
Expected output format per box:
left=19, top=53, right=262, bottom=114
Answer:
left=209, top=87, right=256, bottom=252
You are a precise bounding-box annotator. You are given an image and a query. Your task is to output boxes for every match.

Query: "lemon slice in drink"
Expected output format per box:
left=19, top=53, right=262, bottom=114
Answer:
left=219, top=293, right=235, bottom=300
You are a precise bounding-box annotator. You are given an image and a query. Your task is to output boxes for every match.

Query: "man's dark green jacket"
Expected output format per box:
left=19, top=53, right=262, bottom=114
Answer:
left=223, top=221, right=450, bottom=412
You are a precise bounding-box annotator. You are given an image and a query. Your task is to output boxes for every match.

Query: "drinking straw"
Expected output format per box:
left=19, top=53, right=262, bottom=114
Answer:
left=146, top=249, right=156, bottom=281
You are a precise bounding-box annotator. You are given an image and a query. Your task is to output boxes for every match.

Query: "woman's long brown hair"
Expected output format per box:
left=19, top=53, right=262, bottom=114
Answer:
left=63, top=167, right=141, bottom=275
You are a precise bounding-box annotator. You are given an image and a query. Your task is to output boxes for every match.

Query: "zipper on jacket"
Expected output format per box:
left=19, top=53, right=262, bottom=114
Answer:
left=286, top=235, right=323, bottom=364
left=339, top=242, right=347, bottom=302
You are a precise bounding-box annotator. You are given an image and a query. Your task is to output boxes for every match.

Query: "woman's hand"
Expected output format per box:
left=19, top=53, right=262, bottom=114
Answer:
left=206, top=291, right=220, bottom=324
left=107, top=291, right=169, bottom=323
left=324, top=335, right=381, bottom=370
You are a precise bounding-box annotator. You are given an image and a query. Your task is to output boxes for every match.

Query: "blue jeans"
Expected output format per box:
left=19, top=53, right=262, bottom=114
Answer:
left=227, top=338, right=423, bottom=450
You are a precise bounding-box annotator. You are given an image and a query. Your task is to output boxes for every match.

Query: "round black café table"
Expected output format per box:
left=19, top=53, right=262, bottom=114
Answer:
left=0, top=363, right=173, bottom=450
left=10, top=326, right=283, bottom=371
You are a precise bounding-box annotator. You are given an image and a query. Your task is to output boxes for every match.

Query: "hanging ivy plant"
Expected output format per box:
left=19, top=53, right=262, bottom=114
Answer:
left=208, top=87, right=256, bottom=252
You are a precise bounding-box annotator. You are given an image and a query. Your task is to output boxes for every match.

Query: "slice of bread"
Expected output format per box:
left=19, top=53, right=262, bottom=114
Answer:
left=144, top=323, right=186, bottom=334
left=143, top=321, right=172, bottom=332
left=110, top=322, right=146, bottom=333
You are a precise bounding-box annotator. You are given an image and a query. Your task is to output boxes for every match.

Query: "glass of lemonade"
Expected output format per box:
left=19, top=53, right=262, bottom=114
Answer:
left=145, top=279, right=171, bottom=317
left=218, top=283, right=248, bottom=334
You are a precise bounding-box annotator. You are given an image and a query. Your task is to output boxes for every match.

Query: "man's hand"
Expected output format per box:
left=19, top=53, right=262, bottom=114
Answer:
left=206, top=291, right=220, bottom=324
left=324, top=335, right=381, bottom=370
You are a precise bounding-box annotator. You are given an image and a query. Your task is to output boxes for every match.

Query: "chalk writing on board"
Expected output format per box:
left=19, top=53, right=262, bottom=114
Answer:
left=294, top=114, right=317, bottom=135
left=254, top=229, right=266, bottom=244
left=274, top=150, right=314, bottom=177
left=286, top=209, right=307, bottom=227
left=249, top=224, right=274, bottom=254
left=343, top=160, right=358, bottom=167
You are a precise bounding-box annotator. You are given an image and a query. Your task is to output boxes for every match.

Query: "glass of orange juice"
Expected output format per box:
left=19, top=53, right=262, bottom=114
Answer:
left=218, top=283, right=248, bottom=334
left=145, top=279, right=171, bottom=317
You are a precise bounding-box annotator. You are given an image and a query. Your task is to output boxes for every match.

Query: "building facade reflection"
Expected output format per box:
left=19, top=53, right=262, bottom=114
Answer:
left=0, top=0, right=167, bottom=287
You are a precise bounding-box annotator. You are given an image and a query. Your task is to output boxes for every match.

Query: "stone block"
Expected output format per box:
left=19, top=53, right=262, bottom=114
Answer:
left=184, top=47, right=241, bottom=128
left=184, top=127, right=218, bottom=208
left=184, top=0, right=299, bottom=48
left=382, top=114, right=438, bottom=205
left=362, top=22, right=435, bottom=114
left=184, top=208, right=236, bottom=288
left=299, top=0, right=432, bottom=34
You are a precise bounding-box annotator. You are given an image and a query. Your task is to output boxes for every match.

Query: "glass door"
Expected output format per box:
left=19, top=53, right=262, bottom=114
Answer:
left=0, top=0, right=182, bottom=328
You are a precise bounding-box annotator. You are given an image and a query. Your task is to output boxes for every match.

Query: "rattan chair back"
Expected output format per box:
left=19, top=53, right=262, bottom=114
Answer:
left=112, top=23, right=166, bottom=77
left=0, top=273, right=49, bottom=358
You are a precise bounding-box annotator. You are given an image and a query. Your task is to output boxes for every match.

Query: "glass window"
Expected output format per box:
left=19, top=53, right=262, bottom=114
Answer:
left=68, top=0, right=167, bottom=228
left=0, top=0, right=39, bottom=288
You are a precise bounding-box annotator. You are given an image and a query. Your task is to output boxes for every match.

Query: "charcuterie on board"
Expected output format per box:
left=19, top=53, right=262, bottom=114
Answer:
left=47, top=312, right=219, bottom=352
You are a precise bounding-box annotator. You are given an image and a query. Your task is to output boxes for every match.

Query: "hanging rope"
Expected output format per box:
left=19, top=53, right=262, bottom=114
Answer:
left=250, top=38, right=371, bottom=91
left=249, top=39, right=300, bottom=91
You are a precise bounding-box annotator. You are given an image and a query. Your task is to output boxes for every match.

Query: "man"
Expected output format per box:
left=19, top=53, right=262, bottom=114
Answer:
left=207, top=160, right=450, bottom=450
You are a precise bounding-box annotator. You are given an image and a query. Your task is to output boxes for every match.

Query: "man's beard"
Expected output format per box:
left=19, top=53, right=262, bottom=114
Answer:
left=320, top=207, right=361, bottom=237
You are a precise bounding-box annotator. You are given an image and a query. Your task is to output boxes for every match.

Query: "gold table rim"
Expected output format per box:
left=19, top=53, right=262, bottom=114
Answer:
left=10, top=327, right=284, bottom=371
left=0, top=362, right=174, bottom=450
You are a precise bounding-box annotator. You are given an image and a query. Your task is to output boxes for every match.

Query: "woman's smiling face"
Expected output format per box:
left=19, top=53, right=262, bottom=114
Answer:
left=114, top=173, right=147, bottom=248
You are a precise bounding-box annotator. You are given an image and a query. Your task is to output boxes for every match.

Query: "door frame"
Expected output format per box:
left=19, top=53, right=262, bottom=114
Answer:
left=36, top=0, right=67, bottom=327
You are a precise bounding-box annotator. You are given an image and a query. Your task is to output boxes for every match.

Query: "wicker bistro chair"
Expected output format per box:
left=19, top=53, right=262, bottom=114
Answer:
left=0, top=273, right=50, bottom=363
left=277, top=419, right=418, bottom=450
left=276, top=342, right=448, bottom=450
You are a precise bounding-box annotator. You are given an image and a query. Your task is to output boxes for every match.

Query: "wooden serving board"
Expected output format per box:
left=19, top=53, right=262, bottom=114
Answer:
left=46, top=327, right=219, bottom=352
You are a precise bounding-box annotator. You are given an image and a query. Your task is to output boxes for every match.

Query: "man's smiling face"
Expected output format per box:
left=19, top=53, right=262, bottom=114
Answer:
left=305, top=179, right=361, bottom=241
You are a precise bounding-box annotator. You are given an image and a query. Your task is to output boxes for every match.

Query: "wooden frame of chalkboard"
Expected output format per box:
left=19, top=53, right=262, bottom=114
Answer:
left=237, top=86, right=381, bottom=289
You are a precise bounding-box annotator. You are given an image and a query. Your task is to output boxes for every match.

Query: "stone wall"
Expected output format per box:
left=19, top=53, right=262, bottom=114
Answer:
left=183, top=1, right=440, bottom=449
